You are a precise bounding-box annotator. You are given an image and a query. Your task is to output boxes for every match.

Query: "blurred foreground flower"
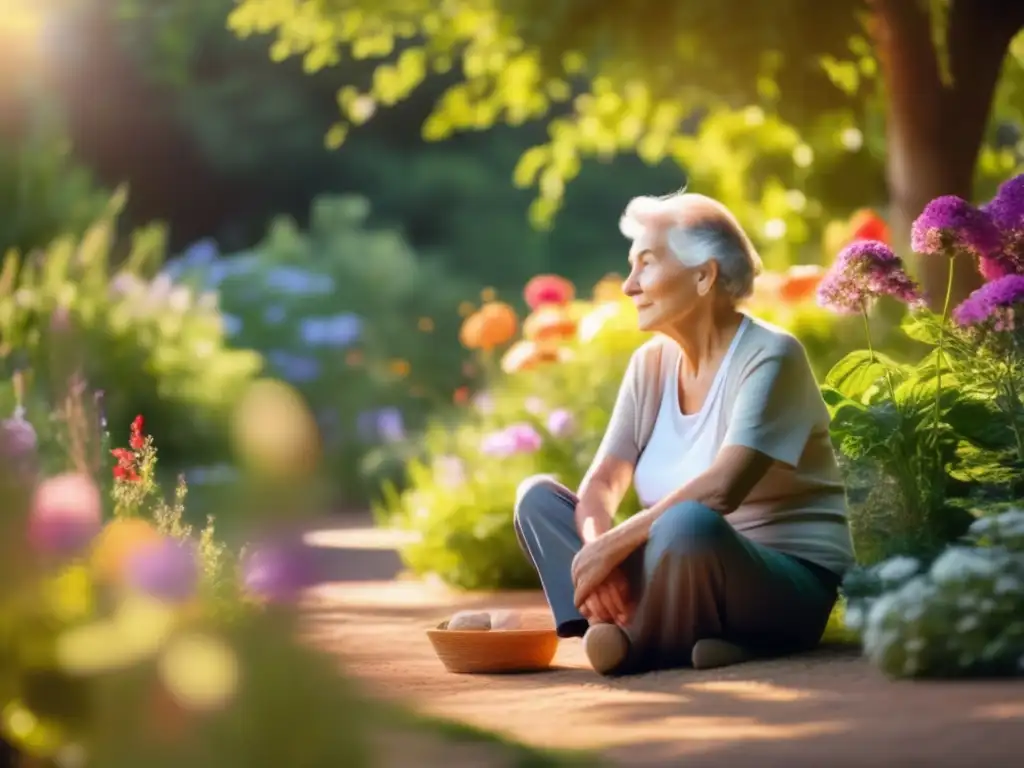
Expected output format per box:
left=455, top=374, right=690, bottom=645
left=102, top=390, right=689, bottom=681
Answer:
left=242, top=540, right=319, bottom=602
left=28, top=474, right=103, bottom=557
left=91, top=518, right=163, bottom=583
left=232, top=379, right=320, bottom=479
left=158, top=632, right=239, bottom=712
left=592, top=273, right=624, bottom=304
left=126, top=537, right=199, bottom=604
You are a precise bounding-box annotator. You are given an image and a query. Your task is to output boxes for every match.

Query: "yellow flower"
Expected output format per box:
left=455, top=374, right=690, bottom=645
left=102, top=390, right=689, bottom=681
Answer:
left=389, top=359, right=411, bottom=377
left=458, top=301, right=476, bottom=318
left=480, top=286, right=497, bottom=302
left=90, top=518, right=162, bottom=584
left=417, top=317, right=434, bottom=332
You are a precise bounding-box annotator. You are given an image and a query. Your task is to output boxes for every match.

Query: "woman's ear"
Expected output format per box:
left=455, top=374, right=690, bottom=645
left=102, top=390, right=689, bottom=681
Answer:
left=696, top=260, right=719, bottom=297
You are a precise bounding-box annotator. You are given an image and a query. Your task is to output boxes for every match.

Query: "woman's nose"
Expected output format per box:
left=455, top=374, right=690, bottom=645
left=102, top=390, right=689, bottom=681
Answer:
left=622, top=274, right=640, bottom=297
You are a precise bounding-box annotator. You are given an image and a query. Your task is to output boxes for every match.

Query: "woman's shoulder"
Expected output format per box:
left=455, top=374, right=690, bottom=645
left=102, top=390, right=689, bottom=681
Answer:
left=738, top=314, right=808, bottom=360
left=629, top=334, right=678, bottom=376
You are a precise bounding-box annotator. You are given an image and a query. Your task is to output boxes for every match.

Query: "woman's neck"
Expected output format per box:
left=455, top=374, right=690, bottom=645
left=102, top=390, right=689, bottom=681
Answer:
left=661, top=305, right=745, bottom=377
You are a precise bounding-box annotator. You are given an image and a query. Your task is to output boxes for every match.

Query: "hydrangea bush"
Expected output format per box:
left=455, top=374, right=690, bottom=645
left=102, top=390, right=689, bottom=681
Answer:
left=165, top=195, right=479, bottom=503
left=843, top=509, right=1024, bottom=678
left=377, top=270, right=857, bottom=590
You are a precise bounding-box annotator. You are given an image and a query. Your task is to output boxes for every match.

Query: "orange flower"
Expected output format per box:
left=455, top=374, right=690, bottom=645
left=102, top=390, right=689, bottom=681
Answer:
left=480, top=286, right=497, bottom=302
left=523, top=304, right=577, bottom=344
left=91, top=518, right=162, bottom=583
left=453, top=386, right=470, bottom=405
left=524, top=274, right=575, bottom=310
left=389, top=359, right=411, bottom=377
left=779, top=265, right=826, bottom=304
left=459, top=301, right=518, bottom=351
left=849, top=209, right=890, bottom=245
left=417, top=317, right=434, bottom=332
left=501, top=340, right=560, bottom=374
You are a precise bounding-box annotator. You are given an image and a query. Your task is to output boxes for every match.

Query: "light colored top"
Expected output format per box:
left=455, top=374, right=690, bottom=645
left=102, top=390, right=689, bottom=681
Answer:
left=634, top=316, right=750, bottom=505
left=588, top=314, right=855, bottom=576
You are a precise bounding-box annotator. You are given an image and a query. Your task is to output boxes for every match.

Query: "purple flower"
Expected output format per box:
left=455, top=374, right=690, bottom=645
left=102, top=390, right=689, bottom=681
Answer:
left=356, top=408, right=405, bottom=443
left=981, top=174, right=1024, bottom=279
left=546, top=408, right=575, bottom=438
left=1, top=414, right=38, bottom=465
left=242, top=540, right=320, bottom=603
left=27, top=473, right=102, bottom=557
left=480, top=423, right=543, bottom=457
left=126, top=537, right=199, bottom=603
left=952, top=274, right=1024, bottom=330
left=817, top=240, right=925, bottom=314
left=911, top=196, right=1002, bottom=262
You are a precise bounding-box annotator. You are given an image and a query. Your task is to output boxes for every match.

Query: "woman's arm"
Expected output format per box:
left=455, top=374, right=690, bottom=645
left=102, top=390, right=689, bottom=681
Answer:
left=575, top=455, right=634, bottom=544
left=598, top=444, right=774, bottom=556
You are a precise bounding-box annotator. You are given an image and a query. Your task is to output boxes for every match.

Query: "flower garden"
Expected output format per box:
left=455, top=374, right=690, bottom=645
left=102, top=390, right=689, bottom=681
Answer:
left=2, top=174, right=1024, bottom=763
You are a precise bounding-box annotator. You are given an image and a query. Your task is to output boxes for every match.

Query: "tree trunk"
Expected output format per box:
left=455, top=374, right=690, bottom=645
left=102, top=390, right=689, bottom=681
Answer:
left=870, top=0, right=1024, bottom=312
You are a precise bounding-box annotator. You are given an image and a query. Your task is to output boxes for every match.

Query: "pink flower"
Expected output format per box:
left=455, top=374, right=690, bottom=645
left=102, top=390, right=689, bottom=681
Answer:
left=28, top=473, right=103, bottom=557
left=817, top=240, right=925, bottom=314
left=480, top=423, right=543, bottom=457
left=546, top=408, right=575, bottom=438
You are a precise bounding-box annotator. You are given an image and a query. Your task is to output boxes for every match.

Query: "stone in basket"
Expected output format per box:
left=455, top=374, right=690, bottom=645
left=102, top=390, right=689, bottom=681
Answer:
left=426, top=609, right=559, bottom=674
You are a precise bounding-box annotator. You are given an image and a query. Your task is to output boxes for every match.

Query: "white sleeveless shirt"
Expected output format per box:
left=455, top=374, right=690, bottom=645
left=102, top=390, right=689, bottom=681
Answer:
left=633, top=316, right=750, bottom=507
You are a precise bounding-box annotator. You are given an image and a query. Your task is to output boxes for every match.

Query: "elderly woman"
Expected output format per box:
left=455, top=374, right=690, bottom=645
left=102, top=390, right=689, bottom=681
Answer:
left=514, top=192, right=854, bottom=675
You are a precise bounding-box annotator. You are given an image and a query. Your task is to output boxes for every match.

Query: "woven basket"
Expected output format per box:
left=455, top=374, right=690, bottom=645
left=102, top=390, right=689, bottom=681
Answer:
left=426, top=620, right=559, bottom=674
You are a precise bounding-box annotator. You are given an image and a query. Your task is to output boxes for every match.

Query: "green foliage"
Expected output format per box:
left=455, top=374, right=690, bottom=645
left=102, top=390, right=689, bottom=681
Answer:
left=842, top=508, right=1024, bottom=679
left=175, top=195, right=479, bottom=502
left=0, top=193, right=262, bottom=470
left=229, top=0, right=1024, bottom=284
left=0, top=111, right=108, bottom=255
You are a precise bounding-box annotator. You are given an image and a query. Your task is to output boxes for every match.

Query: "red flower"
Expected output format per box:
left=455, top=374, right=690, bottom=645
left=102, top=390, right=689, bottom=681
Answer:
left=130, top=415, right=145, bottom=450
left=523, top=275, right=575, bottom=310
left=849, top=209, right=890, bottom=246
left=113, top=464, right=140, bottom=482
left=111, top=448, right=134, bottom=467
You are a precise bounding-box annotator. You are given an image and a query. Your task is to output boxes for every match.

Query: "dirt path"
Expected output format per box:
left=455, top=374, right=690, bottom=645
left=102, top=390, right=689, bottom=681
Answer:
left=302, top=515, right=1024, bottom=767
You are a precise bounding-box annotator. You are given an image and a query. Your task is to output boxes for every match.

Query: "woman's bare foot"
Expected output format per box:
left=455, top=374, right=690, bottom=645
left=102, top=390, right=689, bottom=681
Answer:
left=582, top=623, right=630, bottom=675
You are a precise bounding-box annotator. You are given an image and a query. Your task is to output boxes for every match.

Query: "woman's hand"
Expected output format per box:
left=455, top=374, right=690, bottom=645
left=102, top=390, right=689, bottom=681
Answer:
left=578, top=568, right=632, bottom=626
left=572, top=536, right=627, bottom=614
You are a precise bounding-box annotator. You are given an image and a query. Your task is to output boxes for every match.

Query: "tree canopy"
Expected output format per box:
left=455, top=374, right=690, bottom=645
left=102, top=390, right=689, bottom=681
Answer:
left=229, top=0, right=1024, bottom=291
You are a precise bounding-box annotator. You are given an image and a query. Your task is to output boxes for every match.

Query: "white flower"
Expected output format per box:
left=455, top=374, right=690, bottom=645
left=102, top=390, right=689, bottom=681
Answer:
left=930, top=547, right=999, bottom=584
left=876, top=556, right=921, bottom=585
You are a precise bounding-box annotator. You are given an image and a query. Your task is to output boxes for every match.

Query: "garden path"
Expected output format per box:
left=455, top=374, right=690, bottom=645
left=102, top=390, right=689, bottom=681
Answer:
left=301, top=513, right=1024, bottom=767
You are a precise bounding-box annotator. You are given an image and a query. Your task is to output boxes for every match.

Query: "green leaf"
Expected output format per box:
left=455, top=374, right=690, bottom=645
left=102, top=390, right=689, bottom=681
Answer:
left=824, top=350, right=901, bottom=399
left=900, top=312, right=942, bottom=345
left=944, top=398, right=1015, bottom=451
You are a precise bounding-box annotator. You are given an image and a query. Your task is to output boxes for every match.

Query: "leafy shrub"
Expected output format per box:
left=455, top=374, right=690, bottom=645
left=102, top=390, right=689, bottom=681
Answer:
left=0, top=192, right=262, bottom=471
left=166, top=194, right=481, bottom=503
left=377, top=270, right=854, bottom=589
left=843, top=509, right=1024, bottom=678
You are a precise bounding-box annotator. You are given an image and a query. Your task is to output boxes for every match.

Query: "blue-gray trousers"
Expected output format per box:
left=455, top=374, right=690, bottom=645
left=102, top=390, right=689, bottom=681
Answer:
left=514, top=476, right=839, bottom=671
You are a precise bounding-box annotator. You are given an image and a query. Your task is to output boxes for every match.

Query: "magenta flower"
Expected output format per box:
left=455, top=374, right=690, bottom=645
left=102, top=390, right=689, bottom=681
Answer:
left=28, top=473, right=103, bottom=557
left=817, top=240, right=925, bottom=314
left=126, top=537, right=199, bottom=603
left=980, top=174, right=1024, bottom=279
left=242, top=539, right=320, bottom=603
left=911, top=196, right=1002, bottom=265
left=952, top=274, right=1024, bottom=330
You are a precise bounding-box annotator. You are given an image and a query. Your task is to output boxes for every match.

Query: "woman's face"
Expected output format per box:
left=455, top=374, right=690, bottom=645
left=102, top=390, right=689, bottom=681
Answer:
left=621, top=227, right=716, bottom=333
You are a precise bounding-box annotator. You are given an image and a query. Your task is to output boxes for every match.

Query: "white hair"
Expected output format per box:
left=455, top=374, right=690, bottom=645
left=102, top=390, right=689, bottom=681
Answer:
left=619, top=191, right=763, bottom=300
